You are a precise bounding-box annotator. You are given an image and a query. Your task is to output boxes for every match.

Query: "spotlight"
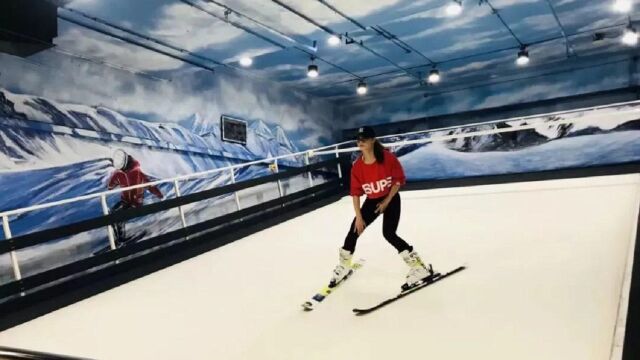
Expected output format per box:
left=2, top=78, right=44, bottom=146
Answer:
left=357, top=81, right=368, bottom=95
left=428, top=69, right=441, bottom=84
left=307, top=64, right=319, bottom=78
left=516, top=48, right=530, bottom=66
left=622, top=26, right=639, bottom=46
left=239, top=57, right=253, bottom=67
left=446, top=0, right=463, bottom=16
left=328, top=35, right=341, bottom=46
left=613, top=0, right=633, bottom=13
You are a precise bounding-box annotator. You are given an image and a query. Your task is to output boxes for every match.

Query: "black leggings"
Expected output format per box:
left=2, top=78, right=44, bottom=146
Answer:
left=342, top=193, right=413, bottom=254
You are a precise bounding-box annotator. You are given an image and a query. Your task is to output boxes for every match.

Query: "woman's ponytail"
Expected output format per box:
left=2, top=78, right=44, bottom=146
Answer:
left=373, top=139, right=385, bottom=164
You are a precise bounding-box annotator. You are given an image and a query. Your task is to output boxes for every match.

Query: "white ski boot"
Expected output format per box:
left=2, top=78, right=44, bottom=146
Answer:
left=330, top=248, right=353, bottom=287
left=400, top=250, right=434, bottom=291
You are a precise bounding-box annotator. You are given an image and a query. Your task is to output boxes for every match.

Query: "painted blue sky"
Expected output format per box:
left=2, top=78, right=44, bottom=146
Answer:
left=50, top=0, right=639, bottom=100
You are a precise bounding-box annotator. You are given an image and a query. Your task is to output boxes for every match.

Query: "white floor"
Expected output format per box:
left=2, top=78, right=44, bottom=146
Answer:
left=0, top=175, right=638, bottom=360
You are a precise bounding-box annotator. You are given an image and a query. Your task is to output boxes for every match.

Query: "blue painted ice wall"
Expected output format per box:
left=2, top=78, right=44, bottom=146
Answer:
left=336, top=59, right=640, bottom=182
left=0, top=49, right=339, bottom=282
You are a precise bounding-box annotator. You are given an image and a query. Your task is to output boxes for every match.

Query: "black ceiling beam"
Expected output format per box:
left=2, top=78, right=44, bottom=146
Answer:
left=58, top=15, right=217, bottom=73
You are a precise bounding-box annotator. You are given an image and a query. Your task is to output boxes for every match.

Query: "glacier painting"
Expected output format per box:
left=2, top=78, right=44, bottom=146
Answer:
left=379, top=103, right=640, bottom=181
left=0, top=86, right=337, bottom=285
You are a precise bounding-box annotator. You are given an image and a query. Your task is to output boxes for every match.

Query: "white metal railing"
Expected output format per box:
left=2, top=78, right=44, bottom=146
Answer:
left=2, top=98, right=640, bottom=284
left=313, top=103, right=640, bottom=157
left=0, top=141, right=344, bottom=283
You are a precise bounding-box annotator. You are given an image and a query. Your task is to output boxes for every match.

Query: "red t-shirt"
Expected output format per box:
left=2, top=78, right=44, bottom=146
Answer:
left=350, top=150, right=406, bottom=199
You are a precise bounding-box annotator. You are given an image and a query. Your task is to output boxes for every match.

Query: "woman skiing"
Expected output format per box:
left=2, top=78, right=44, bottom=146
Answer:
left=330, top=126, right=434, bottom=291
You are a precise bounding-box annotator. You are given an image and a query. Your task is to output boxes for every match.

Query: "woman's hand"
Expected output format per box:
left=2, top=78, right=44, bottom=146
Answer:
left=354, top=215, right=366, bottom=235
left=375, top=199, right=390, bottom=214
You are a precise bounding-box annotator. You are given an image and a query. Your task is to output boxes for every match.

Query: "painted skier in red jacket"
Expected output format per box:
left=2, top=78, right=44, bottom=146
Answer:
left=107, top=150, right=163, bottom=245
left=329, top=126, right=434, bottom=291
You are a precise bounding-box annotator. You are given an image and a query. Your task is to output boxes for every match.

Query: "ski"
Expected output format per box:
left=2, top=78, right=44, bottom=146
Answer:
left=302, top=259, right=365, bottom=311
left=352, top=265, right=466, bottom=316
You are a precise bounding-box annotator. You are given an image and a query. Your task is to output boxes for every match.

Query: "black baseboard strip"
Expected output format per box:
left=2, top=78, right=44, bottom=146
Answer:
left=0, top=188, right=344, bottom=332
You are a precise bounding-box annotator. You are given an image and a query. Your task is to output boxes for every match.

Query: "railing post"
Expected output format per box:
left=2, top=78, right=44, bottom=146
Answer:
left=275, top=159, right=284, bottom=197
left=100, top=195, right=117, bottom=251
left=230, top=168, right=241, bottom=211
left=305, top=153, right=314, bottom=188
left=335, top=145, right=342, bottom=179
left=173, top=180, right=188, bottom=230
left=2, top=215, right=22, bottom=281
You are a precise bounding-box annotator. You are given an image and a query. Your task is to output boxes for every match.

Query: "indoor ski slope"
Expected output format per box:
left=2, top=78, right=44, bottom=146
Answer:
left=0, top=174, right=638, bottom=360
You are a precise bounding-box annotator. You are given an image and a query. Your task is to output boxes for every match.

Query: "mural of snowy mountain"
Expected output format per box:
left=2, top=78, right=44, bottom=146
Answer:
left=383, top=102, right=640, bottom=181
left=0, top=85, right=340, bottom=285
left=0, top=85, right=318, bottom=257
left=0, top=88, right=304, bottom=171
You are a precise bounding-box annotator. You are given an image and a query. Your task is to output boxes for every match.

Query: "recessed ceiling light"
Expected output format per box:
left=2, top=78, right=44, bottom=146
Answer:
left=428, top=69, right=441, bottom=84
left=622, top=26, right=639, bottom=46
left=446, top=1, right=463, bottom=16
left=239, top=57, right=253, bottom=67
left=328, top=35, right=341, bottom=46
left=613, top=0, right=633, bottom=13
left=356, top=81, right=368, bottom=95
left=307, top=64, right=319, bottom=78
left=516, top=48, right=530, bottom=66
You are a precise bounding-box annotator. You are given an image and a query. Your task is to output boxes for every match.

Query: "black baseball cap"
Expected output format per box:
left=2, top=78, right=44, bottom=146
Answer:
left=355, top=126, right=376, bottom=140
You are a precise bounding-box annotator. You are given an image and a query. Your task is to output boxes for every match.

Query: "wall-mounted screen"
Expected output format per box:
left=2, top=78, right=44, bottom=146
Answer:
left=221, top=115, right=247, bottom=145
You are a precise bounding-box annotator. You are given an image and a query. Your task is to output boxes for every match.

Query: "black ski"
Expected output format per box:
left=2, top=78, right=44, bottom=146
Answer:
left=352, top=265, right=466, bottom=316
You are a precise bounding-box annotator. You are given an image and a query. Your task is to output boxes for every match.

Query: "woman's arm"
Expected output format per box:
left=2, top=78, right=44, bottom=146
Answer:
left=352, top=195, right=363, bottom=218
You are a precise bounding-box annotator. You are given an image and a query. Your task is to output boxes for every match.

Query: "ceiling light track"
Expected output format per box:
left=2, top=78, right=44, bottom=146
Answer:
left=543, top=0, right=577, bottom=58
left=328, top=21, right=632, bottom=86
left=295, top=47, right=362, bottom=80
left=60, top=7, right=225, bottom=66
left=58, top=15, right=217, bottom=73
left=270, top=0, right=337, bottom=37
left=269, top=0, right=423, bottom=83
left=202, top=0, right=317, bottom=52
left=179, top=0, right=288, bottom=51
left=313, top=1, right=437, bottom=72
left=370, top=26, right=413, bottom=54
left=315, top=0, right=368, bottom=31
left=0, top=25, right=170, bottom=82
left=373, top=25, right=436, bottom=65
left=187, top=0, right=363, bottom=81
left=478, top=0, right=524, bottom=47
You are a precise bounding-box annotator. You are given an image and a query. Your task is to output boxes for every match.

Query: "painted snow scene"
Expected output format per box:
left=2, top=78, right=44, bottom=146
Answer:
left=377, top=103, right=640, bottom=181
left=0, top=87, right=336, bottom=284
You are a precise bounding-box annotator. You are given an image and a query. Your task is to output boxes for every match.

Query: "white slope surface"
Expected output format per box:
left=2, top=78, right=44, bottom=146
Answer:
left=0, top=174, right=638, bottom=360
